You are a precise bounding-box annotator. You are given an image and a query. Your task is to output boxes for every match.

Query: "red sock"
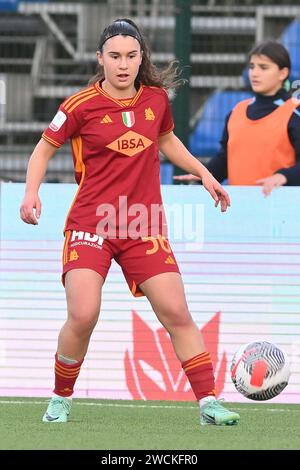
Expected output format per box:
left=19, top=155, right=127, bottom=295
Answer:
left=182, top=352, right=216, bottom=400
left=53, top=353, right=84, bottom=397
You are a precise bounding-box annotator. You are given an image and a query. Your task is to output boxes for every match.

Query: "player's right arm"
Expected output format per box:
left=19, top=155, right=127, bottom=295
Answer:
left=20, top=138, right=57, bottom=225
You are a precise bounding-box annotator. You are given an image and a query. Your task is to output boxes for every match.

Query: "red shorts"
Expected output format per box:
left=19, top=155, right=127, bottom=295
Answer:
left=62, top=230, right=180, bottom=296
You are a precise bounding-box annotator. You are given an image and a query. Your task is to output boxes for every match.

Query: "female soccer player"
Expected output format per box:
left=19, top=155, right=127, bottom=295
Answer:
left=175, top=40, right=300, bottom=196
left=20, top=19, right=239, bottom=426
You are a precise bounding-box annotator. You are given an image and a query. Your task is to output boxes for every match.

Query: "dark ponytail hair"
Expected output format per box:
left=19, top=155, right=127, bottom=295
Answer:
left=88, top=18, right=185, bottom=91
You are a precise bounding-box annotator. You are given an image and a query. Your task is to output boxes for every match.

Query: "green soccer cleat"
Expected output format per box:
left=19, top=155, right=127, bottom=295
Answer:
left=200, top=399, right=240, bottom=426
left=42, top=396, right=72, bottom=423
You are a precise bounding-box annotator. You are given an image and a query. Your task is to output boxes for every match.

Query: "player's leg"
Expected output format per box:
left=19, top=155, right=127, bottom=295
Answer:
left=43, top=269, right=104, bottom=423
left=142, top=272, right=205, bottom=360
left=43, top=232, right=113, bottom=423
left=58, top=268, right=104, bottom=360
left=140, top=272, right=240, bottom=426
left=119, top=237, right=206, bottom=363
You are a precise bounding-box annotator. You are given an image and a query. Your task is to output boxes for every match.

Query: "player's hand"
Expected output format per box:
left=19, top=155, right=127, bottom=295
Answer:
left=256, top=174, right=287, bottom=197
left=201, top=171, right=231, bottom=212
left=173, top=174, right=201, bottom=182
left=20, top=192, right=41, bottom=225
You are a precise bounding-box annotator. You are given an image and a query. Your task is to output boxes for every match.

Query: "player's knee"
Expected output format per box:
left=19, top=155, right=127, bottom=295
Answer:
left=163, top=305, right=193, bottom=330
left=68, top=309, right=98, bottom=335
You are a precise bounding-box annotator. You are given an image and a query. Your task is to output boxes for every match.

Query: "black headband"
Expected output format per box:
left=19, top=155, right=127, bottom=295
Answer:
left=98, top=20, right=142, bottom=51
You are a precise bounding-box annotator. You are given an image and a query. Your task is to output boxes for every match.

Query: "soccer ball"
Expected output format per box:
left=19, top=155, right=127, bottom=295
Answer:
left=230, top=341, right=291, bottom=400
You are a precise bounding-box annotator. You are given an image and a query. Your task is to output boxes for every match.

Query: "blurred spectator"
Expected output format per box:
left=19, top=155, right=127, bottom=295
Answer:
left=175, top=40, right=300, bottom=196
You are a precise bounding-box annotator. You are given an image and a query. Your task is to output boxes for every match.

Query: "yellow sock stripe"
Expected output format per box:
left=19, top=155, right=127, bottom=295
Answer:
left=55, top=362, right=82, bottom=373
left=55, top=366, right=81, bottom=376
left=55, top=366, right=81, bottom=378
left=55, top=372, right=80, bottom=380
left=55, top=368, right=81, bottom=378
left=184, top=352, right=210, bottom=367
left=183, top=359, right=212, bottom=373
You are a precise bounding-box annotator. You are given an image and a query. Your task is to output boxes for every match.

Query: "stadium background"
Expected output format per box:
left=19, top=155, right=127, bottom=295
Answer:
left=0, top=0, right=299, bottom=406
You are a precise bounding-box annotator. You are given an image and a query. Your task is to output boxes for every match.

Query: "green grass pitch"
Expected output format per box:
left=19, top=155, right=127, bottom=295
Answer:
left=0, top=398, right=299, bottom=450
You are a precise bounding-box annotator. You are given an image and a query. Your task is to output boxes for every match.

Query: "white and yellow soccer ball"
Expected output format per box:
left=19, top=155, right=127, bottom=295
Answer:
left=230, top=341, right=291, bottom=400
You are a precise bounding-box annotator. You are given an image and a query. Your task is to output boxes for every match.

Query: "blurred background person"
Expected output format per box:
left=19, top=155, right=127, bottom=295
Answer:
left=175, top=40, right=300, bottom=196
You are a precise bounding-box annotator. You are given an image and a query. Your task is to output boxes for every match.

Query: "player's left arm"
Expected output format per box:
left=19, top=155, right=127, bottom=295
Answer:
left=159, top=131, right=230, bottom=212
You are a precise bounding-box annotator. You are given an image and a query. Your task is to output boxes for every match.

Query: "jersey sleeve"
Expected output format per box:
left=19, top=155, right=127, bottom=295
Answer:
left=159, top=90, right=174, bottom=136
left=42, top=103, right=81, bottom=148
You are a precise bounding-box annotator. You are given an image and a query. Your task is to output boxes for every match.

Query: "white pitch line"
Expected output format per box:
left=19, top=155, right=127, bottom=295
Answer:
left=0, top=399, right=299, bottom=412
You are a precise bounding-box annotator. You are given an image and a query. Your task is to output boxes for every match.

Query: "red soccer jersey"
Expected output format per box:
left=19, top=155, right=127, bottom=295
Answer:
left=43, top=82, right=174, bottom=238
